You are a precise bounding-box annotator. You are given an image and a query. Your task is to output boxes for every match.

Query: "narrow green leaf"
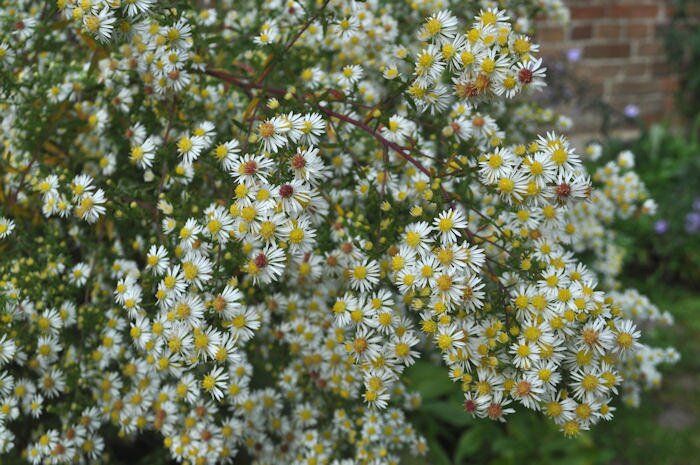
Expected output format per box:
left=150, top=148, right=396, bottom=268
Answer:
left=454, top=428, right=484, bottom=464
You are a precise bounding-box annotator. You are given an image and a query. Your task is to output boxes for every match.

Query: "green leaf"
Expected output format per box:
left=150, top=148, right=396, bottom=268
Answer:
left=421, top=401, right=472, bottom=427
left=427, top=437, right=452, bottom=465
left=454, top=428, right=484, bottom=464
left=648, top=124, right=665, bottom=159
left=405, top=360, right=455, bottom=400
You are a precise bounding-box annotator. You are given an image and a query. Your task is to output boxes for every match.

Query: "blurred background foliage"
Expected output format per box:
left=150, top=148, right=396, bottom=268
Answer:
left=609, top=123, right=700, bottom=287
left=666, top=0, right=700, bottom=120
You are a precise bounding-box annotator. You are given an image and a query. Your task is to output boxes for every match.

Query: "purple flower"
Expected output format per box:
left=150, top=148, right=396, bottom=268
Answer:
left=624, top=104, right=640, bottom=118
left=654, top=219, right=669, bottom=235
left=685, top=212, right=700, bottom=234
left=566, top=48, right=581, bottom=62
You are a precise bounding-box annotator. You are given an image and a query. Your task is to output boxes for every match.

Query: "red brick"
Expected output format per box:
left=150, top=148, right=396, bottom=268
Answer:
left=595, top=24, right=622, bottom=39
left=575, top=64, right=616, bottom=80
left=571, top=24, right=593, bottom=40
left=532, top=0, right=677, bottom=135
left=652, top=60, right=672, bottom=77
left=627, top=24, right=651, bottom=38
left=626, top=63, right=652, bottom=77
left=537, top=26, right=566, bottom=41
left=608, top=5, right=659, bottom=19
left=623, top=63, right=652, bottom=77
left=660, top=76, right=678, bottom=92
left=584, top=43, right=631, bottom=58
left=687, top=3, right=700, bottom=16
left=570, top=6, right=606, bottom=19
left=613, top=80, right=659, bottom=94
left=638, top=42, right=662, bottom=56
left=577, top=62, right=649, bottom=82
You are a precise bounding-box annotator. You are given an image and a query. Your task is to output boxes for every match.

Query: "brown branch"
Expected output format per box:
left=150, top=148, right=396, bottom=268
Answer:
left=253, top=0, right=331, bottom=86
left=203, top=68, right=435, bottom=176
left=316, top=105, right=433, bottom=177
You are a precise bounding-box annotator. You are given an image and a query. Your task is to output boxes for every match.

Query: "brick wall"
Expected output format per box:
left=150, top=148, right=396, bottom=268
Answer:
left=536, top=0, right=678, bottom=137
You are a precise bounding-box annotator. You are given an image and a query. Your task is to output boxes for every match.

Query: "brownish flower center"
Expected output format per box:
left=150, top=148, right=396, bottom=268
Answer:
left=258, top=122, right=275, bottom=138
left=518, top=68, right=533, bottom=84
left=243, top=160, right=258, bottom=175
left=291, top=154, right=306, bottom=170
left=556, top=183, right=571, bottom=198
left=279, top=184, right=294, bottom=198
left=464, top=399, right=477, bottom=412
left=254, top=253, right=268, bottom=268
left=487, top=403, right=503, bottom=419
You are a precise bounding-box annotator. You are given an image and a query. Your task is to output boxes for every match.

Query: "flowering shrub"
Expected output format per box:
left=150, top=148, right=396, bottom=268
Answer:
left=0, top=1, right=679, bottom=464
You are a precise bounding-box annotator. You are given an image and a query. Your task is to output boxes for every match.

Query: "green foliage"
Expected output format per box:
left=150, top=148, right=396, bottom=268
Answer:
left=606, top=124, right=700, bottom=287
left=665, top=0, right=700, bottom=119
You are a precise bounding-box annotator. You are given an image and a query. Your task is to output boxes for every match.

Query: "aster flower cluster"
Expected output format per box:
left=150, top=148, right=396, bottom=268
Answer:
left=407, top=9, right=546, bottom=112
left=0, top=0, right=677, bottom=464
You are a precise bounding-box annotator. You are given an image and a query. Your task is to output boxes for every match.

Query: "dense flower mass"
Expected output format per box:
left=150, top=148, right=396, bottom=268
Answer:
left=0, top=0, right=678, bottom=464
